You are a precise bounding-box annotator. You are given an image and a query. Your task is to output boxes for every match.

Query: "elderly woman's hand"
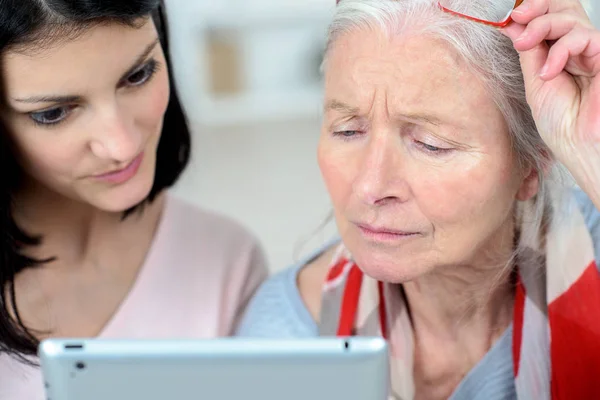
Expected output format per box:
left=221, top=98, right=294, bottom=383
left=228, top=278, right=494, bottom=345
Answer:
left=502, top=0, right=600, bottom=207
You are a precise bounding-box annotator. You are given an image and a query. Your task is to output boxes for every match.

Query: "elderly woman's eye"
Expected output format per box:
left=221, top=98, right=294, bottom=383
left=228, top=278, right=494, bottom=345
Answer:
left=333, top=130, right=360, bottom=139
left=416, top=141, right=450, bottom=153
left=29, top=106, right=74, bottom=126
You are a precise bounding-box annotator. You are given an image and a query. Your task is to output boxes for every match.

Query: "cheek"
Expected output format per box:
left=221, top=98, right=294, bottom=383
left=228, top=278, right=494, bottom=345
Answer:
left=138, top=69, right=170, bottom=128
left=9, top=128, right=82, bottom=182
left=412, top=155, right=518, bottom=229
left=318, top=137, right=355, bottom=209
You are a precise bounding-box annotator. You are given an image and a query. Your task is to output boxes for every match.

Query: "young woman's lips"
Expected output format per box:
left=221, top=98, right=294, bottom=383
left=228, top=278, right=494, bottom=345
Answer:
left=356, top=223, right=420, bottom=242
left=93, top=153, right=144, bottom=184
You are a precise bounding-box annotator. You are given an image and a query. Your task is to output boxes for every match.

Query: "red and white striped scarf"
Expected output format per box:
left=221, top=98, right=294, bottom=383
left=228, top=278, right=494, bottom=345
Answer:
left=318, top=191, right=600, bottom=399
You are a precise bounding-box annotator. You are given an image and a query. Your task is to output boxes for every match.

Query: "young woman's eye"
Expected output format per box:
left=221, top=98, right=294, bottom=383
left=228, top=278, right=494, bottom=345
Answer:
left=125, top=60, right=159, bottom=87
left=29, top=106, right=74, bottom=126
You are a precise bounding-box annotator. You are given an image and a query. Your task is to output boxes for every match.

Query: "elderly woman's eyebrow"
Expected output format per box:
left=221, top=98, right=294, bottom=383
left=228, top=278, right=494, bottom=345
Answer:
left=395, top=112, right=443, bottom=127
left=325, top=99, right=448, bottom=128
left=325, top=99, right=360, bottom=114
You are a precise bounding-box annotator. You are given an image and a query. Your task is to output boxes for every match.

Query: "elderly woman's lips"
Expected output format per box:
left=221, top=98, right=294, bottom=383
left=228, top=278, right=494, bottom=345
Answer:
left=356, top=223, right=419, bottom=241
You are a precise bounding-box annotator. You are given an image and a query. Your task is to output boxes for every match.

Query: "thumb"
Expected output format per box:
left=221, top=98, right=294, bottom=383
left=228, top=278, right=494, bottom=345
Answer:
left=503, top=29, right=551, bottom=110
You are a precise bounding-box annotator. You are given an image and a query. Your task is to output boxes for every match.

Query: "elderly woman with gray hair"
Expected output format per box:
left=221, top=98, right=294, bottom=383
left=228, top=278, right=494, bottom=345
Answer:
left=238, top=0, right=600, bottom=398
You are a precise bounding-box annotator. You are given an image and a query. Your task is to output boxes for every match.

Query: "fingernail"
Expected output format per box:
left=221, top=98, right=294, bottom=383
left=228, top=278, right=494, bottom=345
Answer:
left=513, top=1, right=529, bottom=14
left=540, top=63, right=549, bottom=77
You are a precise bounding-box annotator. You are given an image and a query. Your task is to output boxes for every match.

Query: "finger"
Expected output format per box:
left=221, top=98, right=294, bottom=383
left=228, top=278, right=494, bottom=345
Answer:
left=511, top=0, right=550, bottom=24
left=540, top=28, right=590, bottom=79
left=511, top=13, right=581, bottom=52
left=511, top=0, right=586, bottom=24
left=541, top=28, right=600, bottom=79
left=501, top=21, right=527, bottom=42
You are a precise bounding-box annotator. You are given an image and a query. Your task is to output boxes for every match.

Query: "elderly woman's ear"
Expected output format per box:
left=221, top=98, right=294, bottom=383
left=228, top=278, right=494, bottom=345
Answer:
left=516, top=148, right=554, bottom=201
left=516, top=167, right=541, bottom=201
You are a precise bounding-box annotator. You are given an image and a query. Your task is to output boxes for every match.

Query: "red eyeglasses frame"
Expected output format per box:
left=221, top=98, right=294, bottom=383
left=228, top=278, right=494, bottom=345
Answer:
left=437, top=0, right=524, bottom=28
left=334, top=0, right=523, bottom=29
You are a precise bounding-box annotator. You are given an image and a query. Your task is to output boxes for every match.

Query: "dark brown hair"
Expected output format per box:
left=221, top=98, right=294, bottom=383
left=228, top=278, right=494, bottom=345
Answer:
left=0, top=0, right=191, bottom=362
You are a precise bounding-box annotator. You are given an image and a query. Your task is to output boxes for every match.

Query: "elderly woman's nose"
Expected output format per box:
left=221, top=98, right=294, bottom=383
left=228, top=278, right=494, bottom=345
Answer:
left=352, top=136, right=407, bottom=205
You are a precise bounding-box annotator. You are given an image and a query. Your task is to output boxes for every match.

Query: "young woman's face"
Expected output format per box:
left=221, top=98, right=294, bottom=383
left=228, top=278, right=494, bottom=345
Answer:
left=1, top=18, right=170, bottom=212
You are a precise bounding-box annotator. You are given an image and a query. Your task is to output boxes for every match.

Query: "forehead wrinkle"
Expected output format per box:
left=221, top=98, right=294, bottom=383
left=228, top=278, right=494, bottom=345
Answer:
left=367, top=87, right=378, bottom=119
left=383, top=86, right=390, bottom=121
left=327, top=29, right=495, bottom=135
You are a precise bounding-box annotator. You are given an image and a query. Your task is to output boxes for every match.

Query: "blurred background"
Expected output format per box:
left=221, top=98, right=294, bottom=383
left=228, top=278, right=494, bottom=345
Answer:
left=165, top=0, right=337, bottom=272
left=162, top=0, right=600, bottom=273
left=587, top=2, right=599, bottom=27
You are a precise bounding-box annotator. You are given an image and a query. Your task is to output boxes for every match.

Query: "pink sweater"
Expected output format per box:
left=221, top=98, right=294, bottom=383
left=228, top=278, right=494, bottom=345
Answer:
left=0, top=194, right=268, bottom=399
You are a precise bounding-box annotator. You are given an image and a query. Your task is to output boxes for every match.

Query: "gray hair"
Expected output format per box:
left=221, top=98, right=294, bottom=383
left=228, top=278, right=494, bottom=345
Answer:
left=322, top=0, right=567, bottom=258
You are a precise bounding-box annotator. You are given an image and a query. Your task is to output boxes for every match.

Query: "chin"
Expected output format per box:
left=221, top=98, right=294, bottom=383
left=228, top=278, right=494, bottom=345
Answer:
left=345, top=238, right=434, bottom=284
left=89, top=171, right=156, bottom=213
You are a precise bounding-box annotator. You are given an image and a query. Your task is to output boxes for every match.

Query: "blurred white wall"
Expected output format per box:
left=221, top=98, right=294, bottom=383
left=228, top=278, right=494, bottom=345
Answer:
left=164, top=0, right=338, bottom=272
left=585, top=1, right=599, bottom=27
left=172, top=120, right=338, bottom=272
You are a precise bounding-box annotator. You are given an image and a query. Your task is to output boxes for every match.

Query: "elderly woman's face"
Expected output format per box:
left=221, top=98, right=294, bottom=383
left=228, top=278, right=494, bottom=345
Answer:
left=319, top=28, right=537, bottom=283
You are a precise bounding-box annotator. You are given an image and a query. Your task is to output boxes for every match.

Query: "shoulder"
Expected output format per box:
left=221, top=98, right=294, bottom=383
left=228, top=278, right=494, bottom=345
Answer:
left=235, top=240, right=340, bottom=338
left=159, top=193, right=268, bottom=296
left=571, top=188, right=600, bottom=267
left=154, top=194, right=269, bottom=333
left=163, top=194, right=261, bottom=250
left=235, top=264, right=317, bottom=338
left=573, top=188, right=600, bottom=231
left=160, top=194, right=267, bottom=272
left=0, top=354, right=44, bottom=400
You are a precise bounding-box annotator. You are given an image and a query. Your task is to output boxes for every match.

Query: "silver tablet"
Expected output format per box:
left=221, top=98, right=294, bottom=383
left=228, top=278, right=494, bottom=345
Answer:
left=39, top=337, right=389, bottom=400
